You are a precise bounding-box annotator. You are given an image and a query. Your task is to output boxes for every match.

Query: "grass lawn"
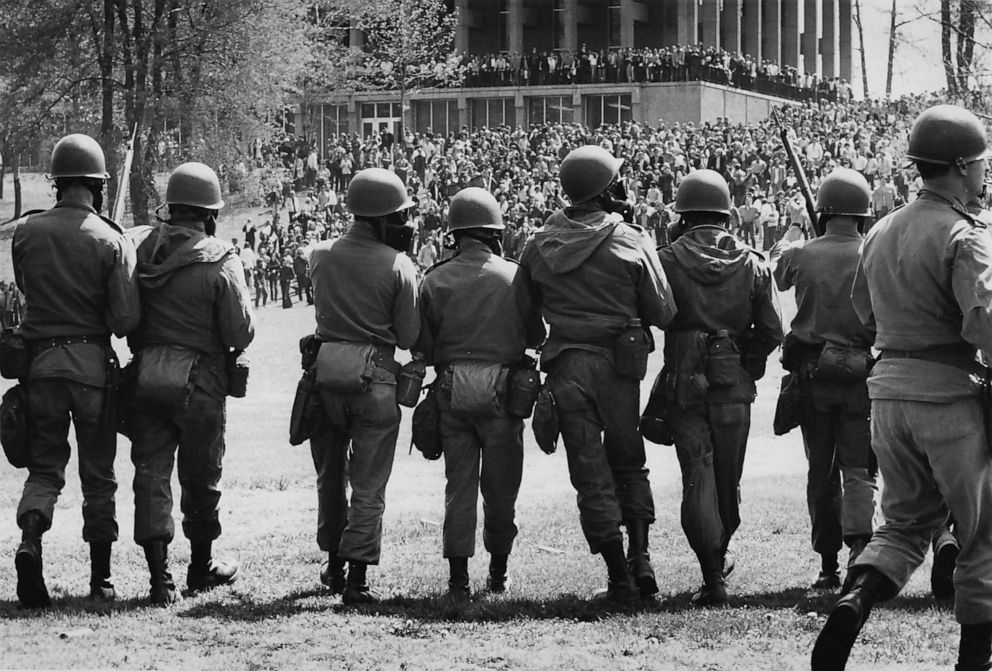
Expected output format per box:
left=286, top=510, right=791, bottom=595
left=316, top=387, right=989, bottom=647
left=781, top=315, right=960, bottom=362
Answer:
left=0, top=172, right=960, bottom=670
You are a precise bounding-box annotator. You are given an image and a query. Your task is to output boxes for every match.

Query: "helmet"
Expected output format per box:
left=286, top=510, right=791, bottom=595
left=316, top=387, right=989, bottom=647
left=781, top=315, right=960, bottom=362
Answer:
left=816, top=168, right=872, bottom=217
left=905, top=104, right=991, bottom=166
left=447, top=187, right=504, bottom=231
left=346, top=168, right=415, bottom=217
left=165, top=162, right=225, bottom=209
left=674, top=169, right=732, bottom=214
left=559, top=145, right=624, bottom=203
left=49, top=134, right=109, bottom=179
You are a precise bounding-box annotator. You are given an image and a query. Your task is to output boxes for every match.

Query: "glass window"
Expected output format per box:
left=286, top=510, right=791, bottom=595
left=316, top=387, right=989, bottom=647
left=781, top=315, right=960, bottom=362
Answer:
left=584, top=94, right=632, bottom=127
left=470, top=97, right=515, bottom=129
left=414, top=99, right=458, bottom=136
left=528, top=96, right=573, bottom=125
left=361, top=103, right=375, bottom=118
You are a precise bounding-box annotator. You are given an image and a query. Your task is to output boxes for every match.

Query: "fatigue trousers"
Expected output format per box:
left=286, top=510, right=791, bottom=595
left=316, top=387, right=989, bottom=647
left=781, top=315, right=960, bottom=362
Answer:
left=440, top=410, right=523, bottom=558
left=311, top=382, right=400, bottom=564
left=17, top=379, right=117, bottom=541
left=800, top=378, right=876, bottom=557
left=548, top=350, right=655, bottom=553
left=853, top=398, right=992, bottom=624
left=666, top=402, right=750, bottom=562
left=130, top=389, right=227, bottom=544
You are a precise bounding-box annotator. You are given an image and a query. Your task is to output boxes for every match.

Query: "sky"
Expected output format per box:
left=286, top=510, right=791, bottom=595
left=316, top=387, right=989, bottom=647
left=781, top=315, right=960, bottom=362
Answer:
left=857, top=0, right=964, bottom=97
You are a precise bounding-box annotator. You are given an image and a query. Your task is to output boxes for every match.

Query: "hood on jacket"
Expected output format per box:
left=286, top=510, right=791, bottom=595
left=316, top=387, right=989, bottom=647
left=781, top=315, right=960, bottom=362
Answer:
left=670, top=225, right=751, bottom=285
left=129, top=223, right=233, bottom=289
left=531, top=207, right=622, bottom=274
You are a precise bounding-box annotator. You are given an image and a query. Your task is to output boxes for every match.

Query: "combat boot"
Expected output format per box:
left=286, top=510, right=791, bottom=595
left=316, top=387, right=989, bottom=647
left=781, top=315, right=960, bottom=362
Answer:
left=811, top=567, right=894, bottom=671
left=15, top=510, right=51, bottom=609
left=626, top=520, right=658, bottom=599
left=691, top=550, right=728, bottom=607
left=88, top=542, right=116, bottom=602
left=932, top=538, right=959, bottom=602
left=446, top=557, right=470, bottom=603
left=592, top=539, right=639, bottom=605
left=957, top=622, right=992, bottom=671
left=342, top=561, right=379, bottom=604
left=319, top=552, right=346, bottom=595
left=187, top=539, right=240, bottom=593
left=812, top=552, right=841, bottom=590
left=486, top=554, right=510, bottom=593
left=143, top=541, right=177, bottom=605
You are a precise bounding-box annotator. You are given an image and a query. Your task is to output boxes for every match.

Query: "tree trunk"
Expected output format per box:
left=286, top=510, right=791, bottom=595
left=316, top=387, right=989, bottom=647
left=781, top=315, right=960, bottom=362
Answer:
left=885, top=0, right=897, bottom=98
left=941, top=0, right=956, bottom=96
left=854, top=0, right=869, bottom=98
left=13, top=153, right=21, bottom=220
left=101, top=0, right=118, bottom=209
left=957, top=0, right=977, bottom=94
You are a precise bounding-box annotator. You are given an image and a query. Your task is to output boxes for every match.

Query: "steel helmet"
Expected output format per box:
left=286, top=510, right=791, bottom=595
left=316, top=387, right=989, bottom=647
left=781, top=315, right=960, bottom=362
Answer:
left=816, top=168, right=872, bottom=217
left=49, top=134, right=109, bottom=179
left=674, top=169, right=732, bottom=214
left=559, top=145, right=624, bottom=204
left=905, top=104, right=991, bottom=166
left=447, top=187, right=504, bottom=231
left=166, top=162, right=225, bottom=209
left=346, top=168, right=415, bottom=217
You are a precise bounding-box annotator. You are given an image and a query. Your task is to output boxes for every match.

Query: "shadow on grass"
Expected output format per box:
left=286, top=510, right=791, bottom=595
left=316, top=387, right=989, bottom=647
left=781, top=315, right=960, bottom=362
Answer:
left=0, top=594, right=154, bottom=619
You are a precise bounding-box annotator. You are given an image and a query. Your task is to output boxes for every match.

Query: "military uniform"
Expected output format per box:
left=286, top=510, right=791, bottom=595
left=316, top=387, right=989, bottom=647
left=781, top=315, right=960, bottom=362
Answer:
left=773, top=229, right=876, bottom=581
left=417, top=237, right=545, bottom=574
left=520, top=206, right=675, bottom=555
left=657, top=224, right=782, bottom=592
left=127, top=222, right=254, bottom=548
left=309, top=223, right=419, bottom=567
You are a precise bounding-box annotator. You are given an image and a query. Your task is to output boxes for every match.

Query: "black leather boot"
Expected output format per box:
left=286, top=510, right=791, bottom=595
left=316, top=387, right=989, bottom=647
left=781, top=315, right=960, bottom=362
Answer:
left=487, top=554, right=509, bottom=593
left=187, top=539, right=239, bottom=593
left=342, top=561, right=379, bottom=604
left=320, top=552, right=346, bottom=595
left=691, top=550, right=728, bottom=607
left=15, top=510, right=51, bottom=609
left=813, top=552, right=841, bottom=590
left=932, top=538, right=959, bottom=602
left=593, top=539, right=639, bottom=605
left=142, top=541, right=177, bottom=605
left=626, top=520, right=659, bottom=599
left=88, top=542, right=116, bottom=601
left=446, top=557, right=470, bottom=603
left=957, top=622, right=992, bottom=671
left=811, top=567, right=894, bottom=670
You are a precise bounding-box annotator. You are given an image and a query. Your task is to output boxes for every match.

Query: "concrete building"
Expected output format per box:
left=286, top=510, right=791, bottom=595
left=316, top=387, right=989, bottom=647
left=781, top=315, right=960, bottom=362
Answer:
left=303, top=0, right=854, bottom=153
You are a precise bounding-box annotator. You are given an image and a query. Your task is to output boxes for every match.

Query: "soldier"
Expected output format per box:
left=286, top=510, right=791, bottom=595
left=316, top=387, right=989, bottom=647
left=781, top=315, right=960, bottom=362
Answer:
left=309, top=168, right=419, bottom=604
left=416, top=187, right=545, bottom=600
left=770, top=168, right=876, bottom=591
left=520, top=145, right=676, bottom=603
left=11, top=134, right=140, bottom=607
left=654, top=169, right=783, bottom=606
left=812, top=105, right=992, bottom=671
left=126, top=162, right=254, bottom=604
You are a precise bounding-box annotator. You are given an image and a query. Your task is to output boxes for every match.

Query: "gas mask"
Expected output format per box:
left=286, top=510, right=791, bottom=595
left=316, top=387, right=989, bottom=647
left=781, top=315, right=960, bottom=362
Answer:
left=375, top=209, right=415, bottom=253
left=601, top=178, right=634, bottom=223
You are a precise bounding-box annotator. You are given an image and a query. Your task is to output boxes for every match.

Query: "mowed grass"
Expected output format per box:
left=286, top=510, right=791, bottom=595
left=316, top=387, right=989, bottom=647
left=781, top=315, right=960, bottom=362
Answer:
left=0, top=171, right=961, bottom=670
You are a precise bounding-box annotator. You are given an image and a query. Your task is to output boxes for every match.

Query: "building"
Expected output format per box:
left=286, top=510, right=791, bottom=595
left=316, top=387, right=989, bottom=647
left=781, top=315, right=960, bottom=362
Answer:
left=303, top=0, right=854, bottom=155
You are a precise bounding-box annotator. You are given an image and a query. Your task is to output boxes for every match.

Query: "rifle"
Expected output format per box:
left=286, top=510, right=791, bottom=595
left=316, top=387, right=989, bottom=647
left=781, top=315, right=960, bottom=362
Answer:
left=111, top=124, right=137, bottom=225
left=771, top=110, right=821, bottom=237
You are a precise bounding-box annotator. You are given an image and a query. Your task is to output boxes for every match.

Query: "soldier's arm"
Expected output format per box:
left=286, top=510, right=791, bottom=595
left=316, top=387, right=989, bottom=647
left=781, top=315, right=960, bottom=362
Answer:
left=105, top=235, right=141, bottom=337
left=636, top=238, right=677, bottom=329
left=750, top=263, right=785, bottom=355
left=770, top=241, right=799, bottom=291
left=952, top=227, right=992, bottom=358
left=216, top=255, right=255, bottom=351
left=513, top=268, right=546, bottom=350
left=850, top=247, right=876, bottom=336
left=413, top=280, right=436, bottom=365
left=392, top=255, right=420, bottom=351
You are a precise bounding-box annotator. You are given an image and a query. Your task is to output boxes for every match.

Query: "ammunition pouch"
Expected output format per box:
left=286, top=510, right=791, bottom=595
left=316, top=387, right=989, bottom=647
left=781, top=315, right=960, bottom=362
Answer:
left=705, top=333, right=742, bottom=388
left=505, top=359, right=541, bottom=419
left=134, top=345, right=200, bottom=409
left=0, top=384, right=29, bottom=468
left=614, top=324, right=653, bottom=381
left=289, top=367, right=327, bottom=446
left=300, top=334, right=322, bottom=370
left=225, top=350, right=249, bottom=398
left=411, top=383, right=443, bottom=460
left=814, top=343, right=873, bottom=382
left=779, top=332, right=806, bottom=373
left=315, top=342, right=380, bottom=393
left=442, top=362, right=509, bottom=416
left=0, top=328, right=29, bottom=380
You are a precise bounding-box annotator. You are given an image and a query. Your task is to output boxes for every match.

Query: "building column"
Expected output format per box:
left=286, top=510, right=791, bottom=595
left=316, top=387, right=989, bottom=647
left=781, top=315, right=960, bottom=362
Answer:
left=802, top=0, right=819, bottom=75
left=742, top=0, right=762, bottom=59
left=838, top=0, right=853, bottom=81
left=678, top=0, right=699, bottom=45
left=701, top=0, right=721, bottom=48
left=454, top=0, right=470, bottom=53
left=508, top=0, right=524, bottom=54
left=563, top=0, right=579, bottom=54
left=822, top=0, right=837, bottom=77
left=782, top=0, right=800, bottom=68
left=761, top=0, right=782, bottom=65
left=721, top=0, right=742, bottom=55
